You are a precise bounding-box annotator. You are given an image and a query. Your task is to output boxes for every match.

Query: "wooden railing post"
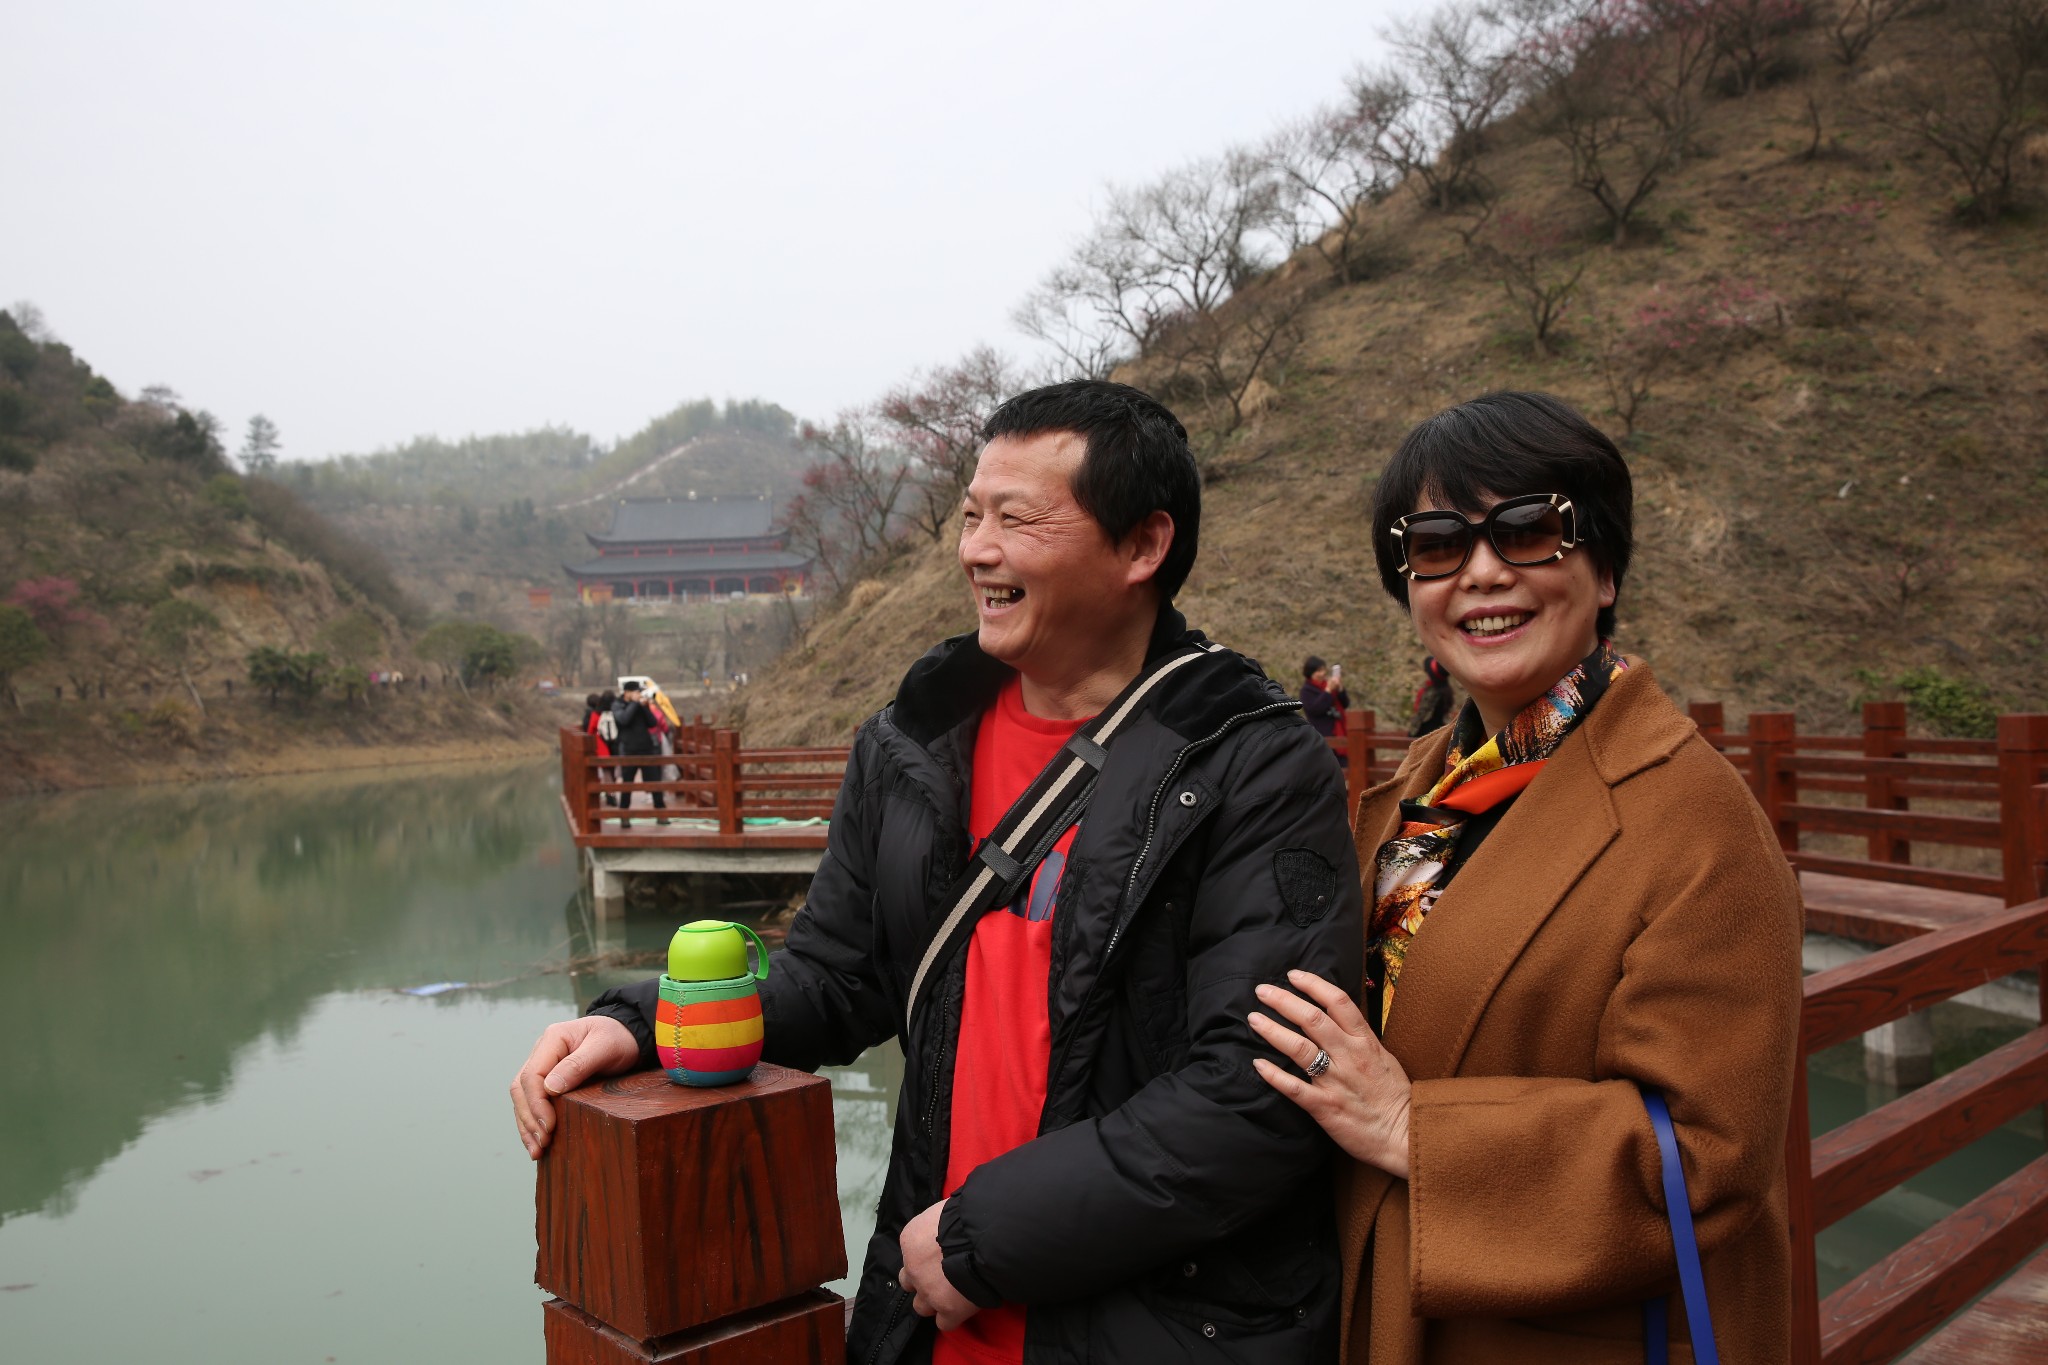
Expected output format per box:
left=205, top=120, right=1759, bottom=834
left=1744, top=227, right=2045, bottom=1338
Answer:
left=715, top=729, right=741, bottom=836
left=1786, top=1058, right=1822, bottom=1365
left=1864, top=701, right=1910, bottom=866
left=1997, top=716, right=2048, bottom=906
left=1346, top=708, right=1373, bottom=818
left=1751, top=712, right=1800, bottom=854
left=1687, top=700, right=1725, bottom=749
left=536, top=1067, right=847, bottom=1362
left=559, top=728, right=586, bottom=838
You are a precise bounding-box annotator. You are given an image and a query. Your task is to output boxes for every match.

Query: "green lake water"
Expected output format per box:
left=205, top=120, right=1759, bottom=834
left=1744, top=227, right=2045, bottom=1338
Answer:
left=0, top=759, right=2035, bottom=1360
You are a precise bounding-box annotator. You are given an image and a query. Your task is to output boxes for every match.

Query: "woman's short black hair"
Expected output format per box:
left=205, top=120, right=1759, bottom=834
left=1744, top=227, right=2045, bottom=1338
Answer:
left=981, top=380, right=1201, bottom=603
left=1369, top=391, right=1633, bottom=639
left=1302, top=655, right=1327, bottom=680
left=585, top=692, right=602, bottom=711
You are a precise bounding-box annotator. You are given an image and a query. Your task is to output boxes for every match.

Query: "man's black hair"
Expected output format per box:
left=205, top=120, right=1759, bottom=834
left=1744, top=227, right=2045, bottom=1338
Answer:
left=980, top=380, right=1201, bottom=603
left=1369, top=391, right=1633, bottom=639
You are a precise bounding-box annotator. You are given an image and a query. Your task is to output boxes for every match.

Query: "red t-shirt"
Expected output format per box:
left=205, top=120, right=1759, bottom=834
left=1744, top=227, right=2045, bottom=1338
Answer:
left=932, top=677, right=1086, bottom=1365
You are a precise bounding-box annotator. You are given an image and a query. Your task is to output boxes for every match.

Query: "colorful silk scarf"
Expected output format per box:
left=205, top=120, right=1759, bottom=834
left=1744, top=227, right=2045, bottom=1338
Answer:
left=1368, top=642, right=1629, bottom=1031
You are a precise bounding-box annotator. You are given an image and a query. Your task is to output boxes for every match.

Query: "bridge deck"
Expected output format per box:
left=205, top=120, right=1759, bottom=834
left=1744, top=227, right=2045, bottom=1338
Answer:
left=1901, top=1244, right=2048, bottom=1363
left=1802, top=870, right=2006, bottom=945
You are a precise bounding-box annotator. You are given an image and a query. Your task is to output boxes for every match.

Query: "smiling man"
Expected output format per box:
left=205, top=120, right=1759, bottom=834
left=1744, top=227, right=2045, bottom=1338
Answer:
left=511, top=380, right=1362, bottom=1365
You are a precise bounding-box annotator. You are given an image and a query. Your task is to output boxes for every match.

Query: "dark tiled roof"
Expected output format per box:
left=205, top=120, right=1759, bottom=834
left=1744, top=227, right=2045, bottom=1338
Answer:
left=590, top=497, right=777, bottom=544
left=562, top=548, right=811, bottom=579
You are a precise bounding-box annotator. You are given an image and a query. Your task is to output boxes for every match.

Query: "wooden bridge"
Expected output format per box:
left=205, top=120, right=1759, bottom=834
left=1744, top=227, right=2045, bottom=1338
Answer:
left=547, top=702, right=2048, bottom=1363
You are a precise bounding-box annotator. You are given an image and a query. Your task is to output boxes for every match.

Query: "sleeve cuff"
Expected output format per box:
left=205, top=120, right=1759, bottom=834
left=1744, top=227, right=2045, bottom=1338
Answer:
left=938, top=1197, right=1004, bottom=1308
left=586, top=1001, right=657, bottom=1070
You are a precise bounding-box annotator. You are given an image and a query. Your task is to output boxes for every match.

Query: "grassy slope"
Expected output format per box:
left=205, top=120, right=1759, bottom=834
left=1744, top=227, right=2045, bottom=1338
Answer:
left=737, top=10, right=2048, bottom=746
left=0, top=328, right=571, bottom=792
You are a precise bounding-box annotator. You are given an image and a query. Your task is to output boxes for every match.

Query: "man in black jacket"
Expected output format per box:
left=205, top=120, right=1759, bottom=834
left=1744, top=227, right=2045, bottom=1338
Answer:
left=609, top=680, right=666, bottom=827
left=513, top=381, right=1363, bottom=1364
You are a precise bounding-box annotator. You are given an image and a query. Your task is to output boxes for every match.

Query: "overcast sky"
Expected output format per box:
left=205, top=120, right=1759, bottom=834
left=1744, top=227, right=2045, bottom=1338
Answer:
left=3, top=1, right=1405, bottom=462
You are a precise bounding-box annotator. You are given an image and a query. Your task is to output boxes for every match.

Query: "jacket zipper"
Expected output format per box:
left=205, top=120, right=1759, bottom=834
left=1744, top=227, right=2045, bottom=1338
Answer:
left=921, top=991, right=953, bottom=1136
left=863, top=1287, right=909, bottom=1365
left=1046, top=698, right=1302, bottom=1092
left=1106, top=699, right=1301, bottom=960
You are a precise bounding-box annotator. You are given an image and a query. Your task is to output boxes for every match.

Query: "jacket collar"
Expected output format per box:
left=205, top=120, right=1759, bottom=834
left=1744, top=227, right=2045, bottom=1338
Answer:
left=886, top=606, right=1286, bottom=750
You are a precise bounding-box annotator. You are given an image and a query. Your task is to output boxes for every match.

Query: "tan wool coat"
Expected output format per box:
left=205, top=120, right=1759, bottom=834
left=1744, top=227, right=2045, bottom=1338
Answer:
left=1338, top=662, right=1804, bottom=1365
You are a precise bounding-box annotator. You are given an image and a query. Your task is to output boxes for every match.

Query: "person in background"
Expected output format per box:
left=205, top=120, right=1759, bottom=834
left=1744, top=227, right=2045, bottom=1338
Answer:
left=584, top=690, right=618, bottom=810
left=1300, top=655, right=1352, bottom=739
left=1409, top=655, right=1453, bottom=737
left=609, top=681, right=667, bottom=827
left=1247, top=390, right=1801, bottom=1363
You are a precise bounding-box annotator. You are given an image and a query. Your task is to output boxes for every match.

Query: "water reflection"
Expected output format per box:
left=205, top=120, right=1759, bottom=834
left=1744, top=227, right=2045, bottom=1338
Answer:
left=0, top=762, right=573, bottom=1226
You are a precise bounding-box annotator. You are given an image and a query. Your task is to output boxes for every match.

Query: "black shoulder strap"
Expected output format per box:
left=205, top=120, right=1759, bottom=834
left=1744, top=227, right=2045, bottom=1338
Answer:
left=903, top=642, right=1217, bottom=1027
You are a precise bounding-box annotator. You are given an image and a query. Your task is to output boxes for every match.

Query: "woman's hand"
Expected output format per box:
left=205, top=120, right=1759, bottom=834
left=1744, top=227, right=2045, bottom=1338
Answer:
left=1250, top=969, right=1413, bottom=1178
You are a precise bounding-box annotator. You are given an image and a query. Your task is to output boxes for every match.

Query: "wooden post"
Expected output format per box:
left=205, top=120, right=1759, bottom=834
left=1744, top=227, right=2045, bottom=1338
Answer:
left=1864, top=701, right=1910, bottom=866
left=1345, top=708, right=1373, bottom=819
left=1751, top=712, right=1800, bottom=854
left=1997, top=716, right=2048, bottom=906
left=715, top=730, right=741, bottom=836
left=1687, top=700, right=1725, bottom=749
left=1786, top=1058, right=1822, bottom=1365
left=536, top=1066, right=847, bottom=1363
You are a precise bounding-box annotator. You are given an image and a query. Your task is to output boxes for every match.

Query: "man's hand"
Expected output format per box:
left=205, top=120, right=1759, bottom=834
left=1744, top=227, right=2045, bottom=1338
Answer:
left=510, top=1015, right=641, bottom=1158
left=895, top=1199, right=980, bottom=1331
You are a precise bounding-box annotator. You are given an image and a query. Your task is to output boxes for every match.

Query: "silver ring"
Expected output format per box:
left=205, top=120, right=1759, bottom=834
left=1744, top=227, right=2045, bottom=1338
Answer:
left=1305, top=1048, right=1332, bottom=1079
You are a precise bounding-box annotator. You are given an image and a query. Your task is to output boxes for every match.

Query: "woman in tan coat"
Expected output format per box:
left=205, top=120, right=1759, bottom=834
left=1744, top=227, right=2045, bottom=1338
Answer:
left=1250, top=392, right=1803, bottom=1363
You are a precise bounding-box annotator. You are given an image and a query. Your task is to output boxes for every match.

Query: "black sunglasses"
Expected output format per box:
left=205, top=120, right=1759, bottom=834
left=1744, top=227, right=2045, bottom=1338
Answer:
left=1389, top=494, right=1581, bottom=581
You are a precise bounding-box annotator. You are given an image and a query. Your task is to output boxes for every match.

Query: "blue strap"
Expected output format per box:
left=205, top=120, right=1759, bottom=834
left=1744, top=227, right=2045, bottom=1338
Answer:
left=1642, top=1087, right=1720, bottom=1365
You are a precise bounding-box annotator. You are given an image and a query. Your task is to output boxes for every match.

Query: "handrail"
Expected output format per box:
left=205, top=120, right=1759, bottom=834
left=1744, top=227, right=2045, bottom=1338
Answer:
left=1789, top=895, right=2048, bottom=1364
left=1687, top=704, right=2048, bottom=909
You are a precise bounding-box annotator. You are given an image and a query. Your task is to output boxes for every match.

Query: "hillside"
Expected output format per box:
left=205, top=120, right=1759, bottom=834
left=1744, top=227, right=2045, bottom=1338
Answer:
left=736, top=2, right=2048, bottom=745
left=293, top=400, right=811, bottom=617
left=0, top=313, right=563, bottom=794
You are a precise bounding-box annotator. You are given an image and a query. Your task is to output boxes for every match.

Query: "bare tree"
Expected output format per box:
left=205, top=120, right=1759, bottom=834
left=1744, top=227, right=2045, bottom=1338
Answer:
left=876, top=346, right=1021, bottom=540
left=592, top=600, right=637, bottom=683
left=1014, top=152, right=1284, bottom=380
left=1862, top=0, right=2048, bottom=222
left=779, top=415, right=913, bottom=594
left=1467, top=208, right=1588, bottom=351
left=1149, top=281, right=1315, bottom=442
left=1365, top=0, right=1522, bottom=212
left=1517, top=0, right=1717, bottom=245
left=1830, top=0, right=1917, bottom=65
left=1262, top=104, right=1395, bottom=283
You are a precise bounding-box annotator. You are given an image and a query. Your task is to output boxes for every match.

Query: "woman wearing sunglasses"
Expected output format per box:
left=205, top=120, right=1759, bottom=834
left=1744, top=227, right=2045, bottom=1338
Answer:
left=1249, top=391, right=1802, bottom=1363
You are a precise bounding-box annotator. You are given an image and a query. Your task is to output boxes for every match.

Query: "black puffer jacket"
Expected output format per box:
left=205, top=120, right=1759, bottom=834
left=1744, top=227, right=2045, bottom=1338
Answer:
left=589, top=610, right=1364, bottom=1364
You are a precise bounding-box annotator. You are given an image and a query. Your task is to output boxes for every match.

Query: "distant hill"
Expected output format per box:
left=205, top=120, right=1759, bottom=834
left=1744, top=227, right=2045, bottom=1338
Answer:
left=0, top=310, right=571, bottom=792
left=736, top=0, right=2048, bottom=745
left=293, top=399, right=812, bottom=616
left=0, top=309, right=417, bottom=703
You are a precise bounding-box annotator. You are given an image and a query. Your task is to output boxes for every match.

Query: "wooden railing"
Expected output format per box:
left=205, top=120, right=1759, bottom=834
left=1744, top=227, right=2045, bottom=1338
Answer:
left=1687, top=702, right=2048, bottom=907
left=1788, top=895, right=2048, bottom=1363
left=558, top=722, right=849, bottom=847
left=1329, top=708, right=1420, bottom=813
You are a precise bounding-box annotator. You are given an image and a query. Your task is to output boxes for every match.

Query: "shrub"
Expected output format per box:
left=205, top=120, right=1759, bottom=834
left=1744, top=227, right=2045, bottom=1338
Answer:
left=203, top=473, right=251, bottom=519
left=246, top=646, right=331, bottom=704
left=1894, top=667, right=2000, bottom=738
left=0, top=602, right=49, bottom=711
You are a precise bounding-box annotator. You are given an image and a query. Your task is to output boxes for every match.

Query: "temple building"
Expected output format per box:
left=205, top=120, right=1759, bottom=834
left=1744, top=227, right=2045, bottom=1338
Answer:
left=563, top=496, right=811, bottom=603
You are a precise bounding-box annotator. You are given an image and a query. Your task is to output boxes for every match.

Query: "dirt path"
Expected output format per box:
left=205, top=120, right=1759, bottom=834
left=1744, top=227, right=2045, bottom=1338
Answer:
left=544, top=436, right=714, bottom=512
